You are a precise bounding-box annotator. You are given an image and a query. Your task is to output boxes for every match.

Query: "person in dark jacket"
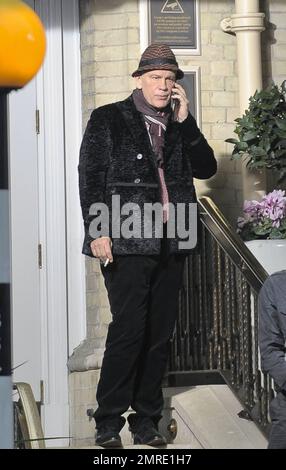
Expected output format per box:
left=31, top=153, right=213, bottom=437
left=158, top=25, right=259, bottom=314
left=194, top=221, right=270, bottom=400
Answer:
left=259, top=270, right=286, bottom=449
left=78, top=43, right=217, bottom=448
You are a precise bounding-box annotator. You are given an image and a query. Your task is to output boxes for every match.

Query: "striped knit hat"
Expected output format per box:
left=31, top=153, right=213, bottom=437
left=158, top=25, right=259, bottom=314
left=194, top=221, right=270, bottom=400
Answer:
left=132, top=43, right=184, bottom=79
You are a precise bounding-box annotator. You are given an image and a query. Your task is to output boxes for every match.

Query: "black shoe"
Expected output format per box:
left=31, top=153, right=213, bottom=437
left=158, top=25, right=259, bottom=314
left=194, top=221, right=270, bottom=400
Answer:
left=95, top=416, right=125, bottom=448
left=95, top=428, right=122, bottom=448
left=129, top=417, right=167, bottom=447
left=133, top=427, right=167, bottom=446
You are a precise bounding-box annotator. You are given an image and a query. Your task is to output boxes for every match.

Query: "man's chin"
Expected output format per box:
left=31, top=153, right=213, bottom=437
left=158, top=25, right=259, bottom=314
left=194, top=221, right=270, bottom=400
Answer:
left=153, top=99, right=170, bottom=109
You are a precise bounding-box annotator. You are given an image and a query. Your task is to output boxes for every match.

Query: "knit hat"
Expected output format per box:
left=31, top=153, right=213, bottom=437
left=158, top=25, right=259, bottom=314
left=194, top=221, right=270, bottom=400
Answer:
left=132, top=43, right=184, bottom=79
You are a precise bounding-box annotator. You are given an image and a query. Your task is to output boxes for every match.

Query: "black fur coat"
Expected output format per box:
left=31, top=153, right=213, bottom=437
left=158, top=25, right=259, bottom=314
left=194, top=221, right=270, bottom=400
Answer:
left=78, top=94, right=217, bottom=256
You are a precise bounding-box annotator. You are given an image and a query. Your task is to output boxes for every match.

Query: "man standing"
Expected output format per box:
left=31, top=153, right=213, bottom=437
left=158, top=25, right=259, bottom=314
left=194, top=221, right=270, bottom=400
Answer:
left=259, top=270, right=286, bottom=449
left=78, top=44, right=217, bottom=447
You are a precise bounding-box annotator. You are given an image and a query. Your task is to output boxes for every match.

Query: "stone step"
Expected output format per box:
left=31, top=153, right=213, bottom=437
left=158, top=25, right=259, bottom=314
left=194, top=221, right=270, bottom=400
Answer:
left=67, top=385, right=268, bottom=449
left=169, top=385, right=268, bottom=449
left=50, top=444, right=193, bottom=449
left=71, top=444, right=192, bottom=449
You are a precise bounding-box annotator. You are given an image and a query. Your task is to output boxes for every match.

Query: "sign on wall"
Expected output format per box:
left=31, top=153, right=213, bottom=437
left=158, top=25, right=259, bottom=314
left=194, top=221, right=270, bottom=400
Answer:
left=178, top=67, right=201, bottom=125
left=149, top=0, right=196, bottom=49
left=140, top=0, right=200, bottom=55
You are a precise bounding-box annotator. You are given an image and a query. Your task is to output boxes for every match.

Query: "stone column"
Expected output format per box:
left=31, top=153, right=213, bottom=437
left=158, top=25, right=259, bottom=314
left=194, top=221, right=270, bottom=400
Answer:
left=221, top=0, right=266, bottom=200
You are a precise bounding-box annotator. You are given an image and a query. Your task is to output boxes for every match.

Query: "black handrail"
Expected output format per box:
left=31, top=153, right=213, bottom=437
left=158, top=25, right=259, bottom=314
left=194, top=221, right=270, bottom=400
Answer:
left=199, top=196, right=268, bottom=289
left=168, top=196, right=271, bottom=437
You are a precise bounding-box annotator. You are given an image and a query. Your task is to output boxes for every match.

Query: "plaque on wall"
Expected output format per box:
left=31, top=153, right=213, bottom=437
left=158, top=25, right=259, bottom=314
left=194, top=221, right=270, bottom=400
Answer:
left=177, top=68, right=200, bottom=125
left=146, top=0, right=199, bottom=53
left=178, top=71, right=197, bottom=121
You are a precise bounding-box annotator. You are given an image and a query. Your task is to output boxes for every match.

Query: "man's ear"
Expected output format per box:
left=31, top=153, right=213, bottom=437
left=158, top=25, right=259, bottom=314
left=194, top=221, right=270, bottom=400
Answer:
left=135, top=76, right=142, bottom=89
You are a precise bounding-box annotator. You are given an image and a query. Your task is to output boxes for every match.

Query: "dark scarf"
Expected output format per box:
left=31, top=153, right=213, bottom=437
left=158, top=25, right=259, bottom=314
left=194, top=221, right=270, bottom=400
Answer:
left=132, top=89, right=170, bottom=167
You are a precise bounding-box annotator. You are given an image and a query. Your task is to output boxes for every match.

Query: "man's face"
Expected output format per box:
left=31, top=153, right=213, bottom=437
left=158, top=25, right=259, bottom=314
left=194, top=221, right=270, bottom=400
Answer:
left=135, top=69, right=176, bottom=109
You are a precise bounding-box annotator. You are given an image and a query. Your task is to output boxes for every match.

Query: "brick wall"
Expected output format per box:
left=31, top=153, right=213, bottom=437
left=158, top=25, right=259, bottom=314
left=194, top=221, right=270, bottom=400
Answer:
left=80, top=0, right=140, bottom=128
left=262, top=0, right=286, bottom=86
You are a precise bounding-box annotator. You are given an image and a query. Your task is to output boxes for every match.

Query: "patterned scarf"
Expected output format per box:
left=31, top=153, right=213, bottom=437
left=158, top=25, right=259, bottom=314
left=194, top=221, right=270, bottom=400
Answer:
left=132, top=89, right=171, bottom=223
left=132, top=88, right=170, bottom=167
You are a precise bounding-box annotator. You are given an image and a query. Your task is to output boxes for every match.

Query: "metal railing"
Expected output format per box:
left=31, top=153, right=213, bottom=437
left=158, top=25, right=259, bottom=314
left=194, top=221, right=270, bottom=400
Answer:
left=168, top=196, right=272, bottom=436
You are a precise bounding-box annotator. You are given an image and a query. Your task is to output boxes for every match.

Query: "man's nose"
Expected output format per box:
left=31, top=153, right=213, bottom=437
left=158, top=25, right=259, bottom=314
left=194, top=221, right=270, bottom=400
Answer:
left=159, top=79, right=168, bottom=90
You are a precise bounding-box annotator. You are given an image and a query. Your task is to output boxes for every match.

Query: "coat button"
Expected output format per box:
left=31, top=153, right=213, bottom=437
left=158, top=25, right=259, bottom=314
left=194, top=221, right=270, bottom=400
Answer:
left=136, top=153, right=143, bottom=160
left=134, top=178, right=141, bottom=184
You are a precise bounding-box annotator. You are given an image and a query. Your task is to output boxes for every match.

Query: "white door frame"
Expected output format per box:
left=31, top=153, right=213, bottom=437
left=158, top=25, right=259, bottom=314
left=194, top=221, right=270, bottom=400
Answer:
left=9, top=62, right=42, bottom=400
left=33, top=0, right=85, bottom=445
left=61, top=0, right=86, bottom=356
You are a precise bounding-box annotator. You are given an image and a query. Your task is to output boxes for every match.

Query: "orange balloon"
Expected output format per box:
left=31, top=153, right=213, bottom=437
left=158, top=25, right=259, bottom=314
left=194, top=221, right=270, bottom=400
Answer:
left=0, top=0, right=46, bottom=88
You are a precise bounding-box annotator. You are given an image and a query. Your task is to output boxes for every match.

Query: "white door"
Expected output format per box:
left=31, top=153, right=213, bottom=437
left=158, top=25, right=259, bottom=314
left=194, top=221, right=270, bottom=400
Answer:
left=9, top=0, right=85, bottom=446
left=10, top=0, right=42, bottom=403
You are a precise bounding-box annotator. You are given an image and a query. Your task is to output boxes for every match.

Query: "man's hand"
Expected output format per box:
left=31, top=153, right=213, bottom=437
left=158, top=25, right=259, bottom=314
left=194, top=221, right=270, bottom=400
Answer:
left=90, top=237, right=113, bottom=263
left=171, top=82, right=189, bottom=122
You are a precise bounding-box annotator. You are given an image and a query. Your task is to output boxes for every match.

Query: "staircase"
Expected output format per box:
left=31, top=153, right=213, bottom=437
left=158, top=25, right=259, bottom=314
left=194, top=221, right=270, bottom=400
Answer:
left=77, top=386, right=267, bottom=449
left=15, top=382, right=267, bottom=449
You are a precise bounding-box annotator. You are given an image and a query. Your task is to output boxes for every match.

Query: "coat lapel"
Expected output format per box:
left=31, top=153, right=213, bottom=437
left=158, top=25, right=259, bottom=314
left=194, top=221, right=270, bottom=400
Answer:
left=116, top=96, right=154, bottom=161
left=116, top=95, right=181, bottom=169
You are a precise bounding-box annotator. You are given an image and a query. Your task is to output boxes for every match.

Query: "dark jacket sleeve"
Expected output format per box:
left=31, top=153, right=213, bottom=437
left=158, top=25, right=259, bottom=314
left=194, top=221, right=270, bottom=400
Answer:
left=180, top=113, right=217, bottom=179
left=78, top=107, right=112, bottom=257
left=258, top=276, right=286, bottom=390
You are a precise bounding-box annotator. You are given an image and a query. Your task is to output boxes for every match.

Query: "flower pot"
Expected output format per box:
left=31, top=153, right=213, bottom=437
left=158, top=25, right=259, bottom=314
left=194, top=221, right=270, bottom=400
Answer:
left=245, top=239, right=286, bottom=275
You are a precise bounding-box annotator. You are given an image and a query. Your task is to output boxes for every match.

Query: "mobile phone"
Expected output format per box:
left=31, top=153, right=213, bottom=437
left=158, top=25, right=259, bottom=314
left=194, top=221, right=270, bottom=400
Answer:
left=171, top=97, right=179, bottom=121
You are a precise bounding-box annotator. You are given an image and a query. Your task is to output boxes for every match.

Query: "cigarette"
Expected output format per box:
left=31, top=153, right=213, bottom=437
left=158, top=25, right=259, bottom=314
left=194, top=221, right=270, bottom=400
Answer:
left=104, top=259, right=110, bottom=267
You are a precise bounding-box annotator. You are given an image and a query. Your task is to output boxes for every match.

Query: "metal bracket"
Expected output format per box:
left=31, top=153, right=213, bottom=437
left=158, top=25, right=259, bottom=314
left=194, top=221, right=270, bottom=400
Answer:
left=13, top=382, right=45, bottom=448
left=167, top=418, right=178, bottom=440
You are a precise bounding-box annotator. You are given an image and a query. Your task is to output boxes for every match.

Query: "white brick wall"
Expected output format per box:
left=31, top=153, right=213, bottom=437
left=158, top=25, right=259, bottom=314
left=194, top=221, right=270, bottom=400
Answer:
left=263, top=1, right=286, bottom=86
left=69, top=370, right=100, bottom=446
left=80, top=0, right=140, bottom=126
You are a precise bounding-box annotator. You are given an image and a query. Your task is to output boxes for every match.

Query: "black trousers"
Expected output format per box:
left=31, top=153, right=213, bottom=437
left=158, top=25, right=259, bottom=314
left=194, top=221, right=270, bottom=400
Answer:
left=94, top=240, right=186, bottom=429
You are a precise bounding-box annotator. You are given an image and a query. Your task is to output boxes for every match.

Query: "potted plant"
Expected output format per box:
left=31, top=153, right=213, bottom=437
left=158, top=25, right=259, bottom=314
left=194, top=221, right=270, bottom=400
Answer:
left=225, top=81, right=286, bottom=273
left=226, top=81, right=286, bottom=184
left=237, top=189, right=286, bottom=274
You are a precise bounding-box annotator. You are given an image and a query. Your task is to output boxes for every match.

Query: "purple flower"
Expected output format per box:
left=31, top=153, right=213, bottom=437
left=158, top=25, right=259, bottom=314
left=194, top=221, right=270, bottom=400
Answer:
left=243, top=199, right=260, bottom=216
left=237, top=216, right=247, bottom=229
left=238, top=189, right=286, bottom=240
left=260, top=190, right=286, bottom=225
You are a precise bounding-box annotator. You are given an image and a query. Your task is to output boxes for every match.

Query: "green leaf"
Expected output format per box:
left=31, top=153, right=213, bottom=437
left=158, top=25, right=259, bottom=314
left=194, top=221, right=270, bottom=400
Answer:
left=275, top=118, right=286, bottom=131
left=251, top=146, right=267, bottom=157
left=236, top=141, right=249, bottom=151
left=275, top=130, right=286, bottom=139
left=226, top=81, right=286, bottom=181
left=274, top=149, right=286, bottom=157
left=269, top=229, right=284, bottom=239
left=278, top=170, right=286, bottom=183
left=250, top=160, right=268, bottom=168
left=253, top=226, right=271, bottom=236
left=231, top=152, right=244, bottom=160
left=242, top=131, right=258, bottom=141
